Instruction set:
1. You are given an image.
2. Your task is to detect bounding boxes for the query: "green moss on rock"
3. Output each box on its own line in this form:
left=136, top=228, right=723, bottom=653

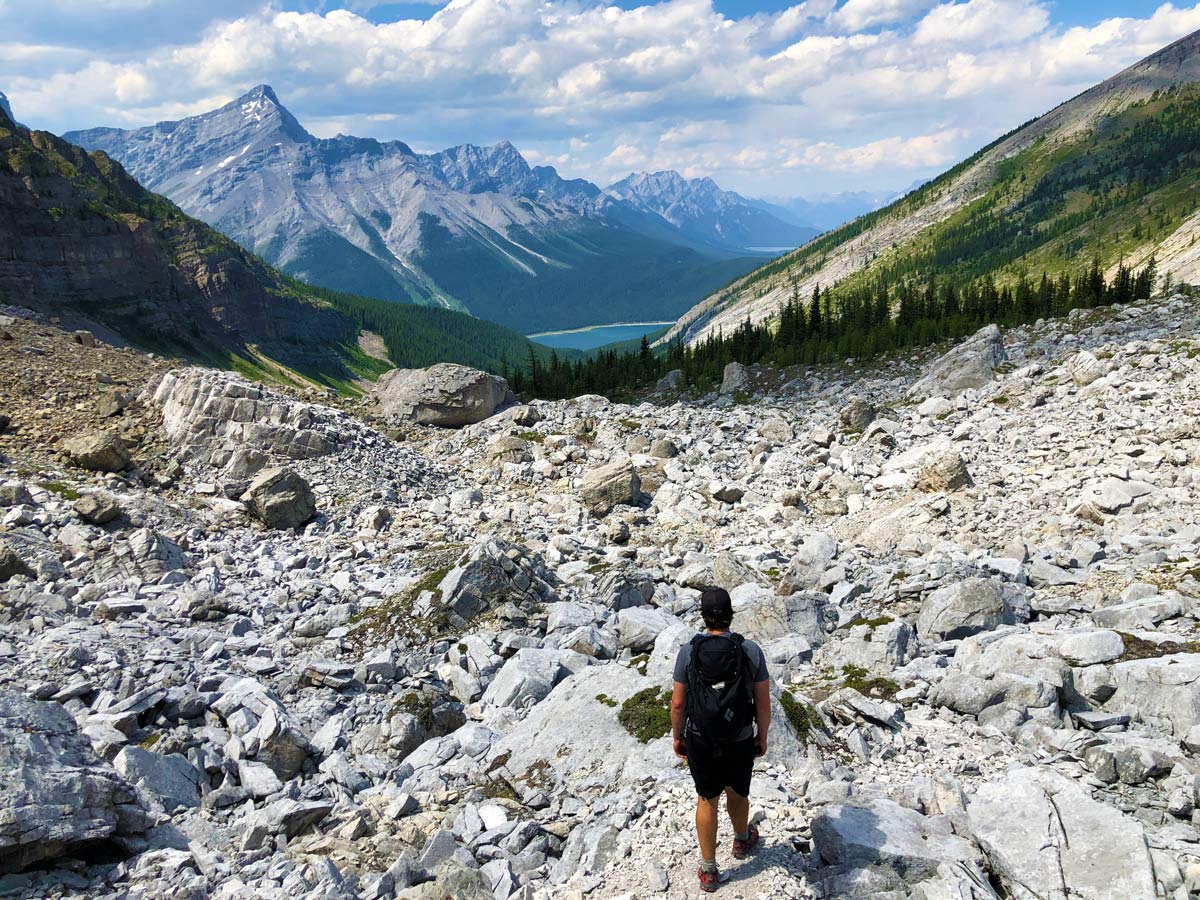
left=840, top=664, right=899, bottom=701
left=779, top=691, right=822, bottom=744
left=618, top=687, right=673, bottom=743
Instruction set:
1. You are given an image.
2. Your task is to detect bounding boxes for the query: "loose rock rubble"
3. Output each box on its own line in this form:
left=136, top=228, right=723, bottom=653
left=4, top=292, right=1200, bottom=899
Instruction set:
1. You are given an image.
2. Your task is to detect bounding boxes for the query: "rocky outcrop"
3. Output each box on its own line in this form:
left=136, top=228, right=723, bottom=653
left=430, top=539, right=558, bottom=626
left=0, top=692, right=148, bottom=874
left=0, top=108, right=352, bottom=356
left=372, top=364, right=512, bottom=427
left=154, top=369, right=335, bottom=468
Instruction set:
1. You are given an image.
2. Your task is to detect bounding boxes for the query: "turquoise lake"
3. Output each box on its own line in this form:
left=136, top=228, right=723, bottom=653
left=528, top=321, right=674, bottom=351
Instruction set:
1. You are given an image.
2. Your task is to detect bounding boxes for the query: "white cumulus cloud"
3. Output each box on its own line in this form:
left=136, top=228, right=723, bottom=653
left=0, top=0, right=1197, bottom=194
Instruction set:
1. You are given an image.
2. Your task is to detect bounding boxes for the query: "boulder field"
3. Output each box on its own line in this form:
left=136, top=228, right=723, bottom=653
left=3, top=293, right=1200, bottom=898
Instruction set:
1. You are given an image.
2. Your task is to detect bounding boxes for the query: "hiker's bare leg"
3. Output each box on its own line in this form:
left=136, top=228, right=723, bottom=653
left=696, top=795, right=720, bottom=860
left=725, top=787, right=750, bottom=835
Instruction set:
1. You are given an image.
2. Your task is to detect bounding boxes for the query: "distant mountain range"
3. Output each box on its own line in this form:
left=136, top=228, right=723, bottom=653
left=666, top=28, right=1200, bottom=346
left=752, top=189, right=912, bottom=232
left=63, top=88, right=812, bottom=333
left=606, top=171, right=818, bottom=250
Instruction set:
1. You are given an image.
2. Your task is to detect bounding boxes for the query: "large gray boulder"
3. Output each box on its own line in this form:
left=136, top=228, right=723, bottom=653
left=733, top=586, right=836, bottom=645
left=486, top=664, right=673, bottom=797
left=1067, top=350, right=1106, bottom=387
left=1107, top=654, right=1200, bottom=737
left=595, top=566, right=654, bottom=610
left=968, top=766, right=1158, bottom=900
left=916, top=578, right=1029, bottom=641
left=915, top=448, right=970, bottom=492
left=580, top=457, right=643, bottom=517
left=481, top=649, right=571, bottom=711
left=0, top=692, right=148, bottom=874
left=74, top=491, right=121, bottom=525
left=1058, top=630, right=1124, bottom=666
left=778, top=533, right=838, bottom=593
left=840, top=396, right=875, bottom=432
left=61, top=431, right=130, bottom=472
left=112, top=746, right=202, bottom=813
left=616, top=606, right=679, bottom=653
left=816, top=620, right=917, bottom=677
left=811, top=798, right=988, bottom=898
left=908, top=324, right=1006, bottom=399
left=719, top=361, right=749, bottom=395
left=372, top=363, right=512, bottom=427
left=240, top=467, right=316, bottom=530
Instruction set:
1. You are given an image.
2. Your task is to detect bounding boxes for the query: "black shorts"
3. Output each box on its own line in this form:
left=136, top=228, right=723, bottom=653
left=685, top=732, right=756, bottom=799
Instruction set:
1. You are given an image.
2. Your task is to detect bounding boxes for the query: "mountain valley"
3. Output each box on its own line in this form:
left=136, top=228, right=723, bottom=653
left=65, top=89, right=806, bottom=334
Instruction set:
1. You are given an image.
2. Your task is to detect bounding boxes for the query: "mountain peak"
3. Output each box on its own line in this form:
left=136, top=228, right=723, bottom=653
left=422, top=138, right=538, bottom=194
left=0, top=91, right=11, bottom=123
left=221, top=84, right=309, bottom=142
left=240, top=84, right=281, bottom=105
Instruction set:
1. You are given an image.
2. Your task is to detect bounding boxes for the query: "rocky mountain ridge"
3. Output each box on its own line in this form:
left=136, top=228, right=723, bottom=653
left=665, top=28, right=1200, bottom=347
left=3, top=279, right=1200, bottom=897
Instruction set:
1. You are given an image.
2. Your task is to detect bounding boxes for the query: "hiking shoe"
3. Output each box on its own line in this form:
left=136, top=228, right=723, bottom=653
left=732, top=824, right=760, bottom=859
left=697, top=866, right=721, bottom=893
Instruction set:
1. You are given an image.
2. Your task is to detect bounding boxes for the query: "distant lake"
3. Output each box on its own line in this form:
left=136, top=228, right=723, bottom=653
left=745, top=246, right=795, bottom=253
left=528, top=321, right=674, bottom=351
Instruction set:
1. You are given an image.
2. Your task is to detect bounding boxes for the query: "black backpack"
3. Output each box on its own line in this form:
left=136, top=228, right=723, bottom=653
left=685, top=633, right=755, bottom=747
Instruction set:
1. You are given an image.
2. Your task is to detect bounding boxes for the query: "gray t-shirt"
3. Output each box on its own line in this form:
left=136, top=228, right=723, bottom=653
left=673, top=631, right=769, bottom=740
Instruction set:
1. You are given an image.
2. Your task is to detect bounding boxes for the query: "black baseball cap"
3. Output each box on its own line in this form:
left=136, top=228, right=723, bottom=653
left=700, top=587, right=733, bottom=617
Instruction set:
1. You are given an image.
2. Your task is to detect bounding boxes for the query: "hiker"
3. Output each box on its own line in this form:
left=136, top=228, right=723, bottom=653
left=671, top=586, right=771, bottom=892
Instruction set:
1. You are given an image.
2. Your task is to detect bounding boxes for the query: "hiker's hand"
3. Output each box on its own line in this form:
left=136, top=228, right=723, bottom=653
left=673, top=737, right=687, bottom=759
left=755, top=734, right=768, bottom=757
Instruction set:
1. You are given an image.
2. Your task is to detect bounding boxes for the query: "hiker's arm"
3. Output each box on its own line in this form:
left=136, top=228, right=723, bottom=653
left=671, top=681, right=687, bottom=758
left=754, top=680, right=771, bottom=755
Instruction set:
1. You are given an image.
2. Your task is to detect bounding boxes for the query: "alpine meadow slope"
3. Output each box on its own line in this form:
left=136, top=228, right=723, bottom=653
left=0, top=104, right=555, bottom=388
left=64, top=87, right=769, bottom=333
left=665, top=28, right=1200, bottom=347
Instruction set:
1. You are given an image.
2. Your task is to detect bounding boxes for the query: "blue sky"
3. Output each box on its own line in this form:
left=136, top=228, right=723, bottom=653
left=1, top=0, right=1196, bottom=196
left=348, top=0, right=1155, bottom=25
